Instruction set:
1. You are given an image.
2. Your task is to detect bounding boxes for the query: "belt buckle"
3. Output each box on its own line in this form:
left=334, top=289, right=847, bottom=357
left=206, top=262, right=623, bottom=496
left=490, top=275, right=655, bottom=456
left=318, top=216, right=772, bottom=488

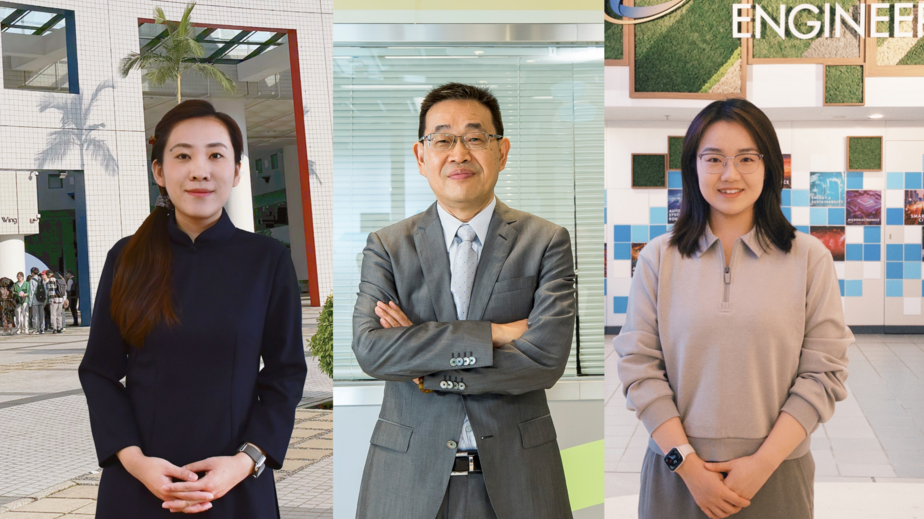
left=450, top=452, right=475, bottom=477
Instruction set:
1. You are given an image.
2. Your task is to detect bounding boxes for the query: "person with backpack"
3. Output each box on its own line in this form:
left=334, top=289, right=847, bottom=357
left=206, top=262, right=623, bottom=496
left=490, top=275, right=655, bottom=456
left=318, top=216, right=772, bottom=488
left=49, top=271, right=67, bottom=334
left=30, top=267, right=48, bottom=334
left=66, top=271, right=79, bottom=326
left=13, top=272, right=31, bottom=334
left=0, top=277, right=15, bottom=336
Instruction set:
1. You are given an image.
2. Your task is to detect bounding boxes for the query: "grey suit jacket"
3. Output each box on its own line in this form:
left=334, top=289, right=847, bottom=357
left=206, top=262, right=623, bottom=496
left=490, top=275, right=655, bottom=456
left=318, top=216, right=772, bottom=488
left=352, top=200, right=576, bottom=519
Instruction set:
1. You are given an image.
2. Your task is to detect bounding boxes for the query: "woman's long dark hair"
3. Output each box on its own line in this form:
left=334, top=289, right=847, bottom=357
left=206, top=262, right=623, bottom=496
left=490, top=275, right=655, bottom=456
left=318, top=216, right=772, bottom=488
left=669, top=99, right=796, bottom=258
left=111, top=100, right=243, bottom=347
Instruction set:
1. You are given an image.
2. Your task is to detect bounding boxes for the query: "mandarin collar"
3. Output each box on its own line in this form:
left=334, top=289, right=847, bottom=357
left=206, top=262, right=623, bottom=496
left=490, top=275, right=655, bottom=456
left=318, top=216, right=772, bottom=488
left=695, top=223, right=765, bottom=258
left=167, top=209, right=237, bottom=247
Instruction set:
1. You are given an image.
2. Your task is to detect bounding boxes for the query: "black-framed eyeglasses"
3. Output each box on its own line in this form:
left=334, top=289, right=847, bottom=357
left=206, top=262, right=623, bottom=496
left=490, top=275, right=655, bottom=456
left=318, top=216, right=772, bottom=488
left=418, top=132, right=503, bottom=151
left=697, top=153, right=764, bottom=174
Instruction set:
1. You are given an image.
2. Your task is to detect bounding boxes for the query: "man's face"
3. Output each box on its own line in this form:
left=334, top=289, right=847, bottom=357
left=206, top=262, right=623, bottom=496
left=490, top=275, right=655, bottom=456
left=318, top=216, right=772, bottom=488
left=413, top=99, right=510, bottom=214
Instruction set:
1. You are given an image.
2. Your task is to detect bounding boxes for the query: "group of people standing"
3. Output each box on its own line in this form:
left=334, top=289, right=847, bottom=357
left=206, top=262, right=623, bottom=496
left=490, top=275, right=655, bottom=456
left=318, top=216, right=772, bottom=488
left=0, top=268, right=79, bottom=336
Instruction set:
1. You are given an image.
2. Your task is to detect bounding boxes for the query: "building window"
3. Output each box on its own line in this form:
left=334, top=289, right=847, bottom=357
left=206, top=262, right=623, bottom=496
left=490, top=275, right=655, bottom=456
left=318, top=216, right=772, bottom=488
left=47, top=172, right=62, bottom=189
left=1, top=3, right=79, bottom=93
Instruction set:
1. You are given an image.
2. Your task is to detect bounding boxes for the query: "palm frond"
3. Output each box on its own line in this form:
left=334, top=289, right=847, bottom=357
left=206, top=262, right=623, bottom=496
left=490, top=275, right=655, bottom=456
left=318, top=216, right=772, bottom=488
left=177, top=3, right=197, bottom=38
left=189, top=63, right=237, bottom=95
left=34, top=130, right=78, bottom=168
left=146, top=65, right=176, bottom=87
left=85, top=136, right=120, bottom=176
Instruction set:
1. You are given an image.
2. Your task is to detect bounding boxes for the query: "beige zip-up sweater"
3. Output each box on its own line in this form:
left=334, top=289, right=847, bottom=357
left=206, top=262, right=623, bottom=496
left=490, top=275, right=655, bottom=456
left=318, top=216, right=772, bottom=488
left=614, top=225, right=852, bottom=462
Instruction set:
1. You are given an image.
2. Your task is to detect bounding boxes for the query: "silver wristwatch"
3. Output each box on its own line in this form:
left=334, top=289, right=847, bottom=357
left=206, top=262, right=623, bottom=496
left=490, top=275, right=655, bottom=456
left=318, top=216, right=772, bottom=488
left=238, top=443, right=266, bottom=478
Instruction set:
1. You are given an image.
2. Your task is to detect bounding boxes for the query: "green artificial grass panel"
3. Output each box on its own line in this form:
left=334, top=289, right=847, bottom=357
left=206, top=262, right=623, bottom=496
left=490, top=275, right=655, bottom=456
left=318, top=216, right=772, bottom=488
left=634, top=0, right=740, bottom=93
left=605, top=2, right=623, bottom=61
left=668, top=136, right=684, bottom=170
left=752, top=0, right=859, bottom=58
left=875, top=0, right=901, bottom=46
left=825, top=65, right=863, bottom=104
left=847, top=137, right=882, bottom=170
left=897, top=38, right=924, bottom=65
left=699, top=47, right=741, bottom=93
left=632, top=154, right=666, bottom=187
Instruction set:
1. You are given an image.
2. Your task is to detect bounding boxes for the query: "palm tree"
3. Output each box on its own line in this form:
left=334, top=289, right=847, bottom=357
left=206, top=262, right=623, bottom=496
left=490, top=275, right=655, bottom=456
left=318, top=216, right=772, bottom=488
left=119, top=3, right=236, bottom=104
left=35, top=80, right=118, bottom=176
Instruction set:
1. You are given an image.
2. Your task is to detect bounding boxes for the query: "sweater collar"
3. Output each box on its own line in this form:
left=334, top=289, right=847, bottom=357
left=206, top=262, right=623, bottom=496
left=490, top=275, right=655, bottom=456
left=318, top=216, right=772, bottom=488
left=167, top=209, right=237, bottom=247
left=695, top=223, right=765, bottom=258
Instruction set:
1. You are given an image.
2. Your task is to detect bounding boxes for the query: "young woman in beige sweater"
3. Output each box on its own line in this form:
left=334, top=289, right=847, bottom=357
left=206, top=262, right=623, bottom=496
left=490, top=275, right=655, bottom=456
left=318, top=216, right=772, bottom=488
left=614, top=99, right=852, bottom=519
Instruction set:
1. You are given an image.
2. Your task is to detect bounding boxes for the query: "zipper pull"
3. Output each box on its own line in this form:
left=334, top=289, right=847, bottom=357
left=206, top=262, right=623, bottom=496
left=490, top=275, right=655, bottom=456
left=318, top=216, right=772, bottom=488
left=724, top=266, right=730, bottom=284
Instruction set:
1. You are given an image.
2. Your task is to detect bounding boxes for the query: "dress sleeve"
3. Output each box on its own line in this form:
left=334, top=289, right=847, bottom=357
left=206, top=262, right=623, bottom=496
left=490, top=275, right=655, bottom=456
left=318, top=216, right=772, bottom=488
left=242, top=249, right=308, bottom=469
left=780, top=252, right=852, bottom=434
left=77, top=245, right=143, bottom=467
left=612, top=244, right=681, bottom=435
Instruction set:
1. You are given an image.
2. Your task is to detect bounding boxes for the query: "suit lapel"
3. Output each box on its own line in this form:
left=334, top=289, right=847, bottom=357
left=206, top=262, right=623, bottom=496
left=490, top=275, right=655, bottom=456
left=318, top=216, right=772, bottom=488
left=414, top=203, right=458, bottom=322
left=467, top=201, right=518, bottom=321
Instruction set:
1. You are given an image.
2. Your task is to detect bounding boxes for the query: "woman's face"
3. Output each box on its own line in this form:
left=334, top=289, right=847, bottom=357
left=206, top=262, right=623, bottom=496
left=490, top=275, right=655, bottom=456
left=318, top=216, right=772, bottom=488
left=152, top=117, right=240, bottom=225
left=696, top=120, right=765, bottom=223
left=17, top=274, right=23, bottom=282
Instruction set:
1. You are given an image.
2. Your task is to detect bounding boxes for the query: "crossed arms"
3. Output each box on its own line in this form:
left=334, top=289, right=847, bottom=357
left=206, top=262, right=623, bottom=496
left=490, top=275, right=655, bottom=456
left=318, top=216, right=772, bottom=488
left=351, top=225, right=576, bottom=396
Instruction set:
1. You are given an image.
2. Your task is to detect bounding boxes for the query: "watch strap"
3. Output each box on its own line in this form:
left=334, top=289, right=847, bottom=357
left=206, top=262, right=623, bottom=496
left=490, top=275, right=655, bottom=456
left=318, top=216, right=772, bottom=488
left=238, top=443, right=266, bottom=478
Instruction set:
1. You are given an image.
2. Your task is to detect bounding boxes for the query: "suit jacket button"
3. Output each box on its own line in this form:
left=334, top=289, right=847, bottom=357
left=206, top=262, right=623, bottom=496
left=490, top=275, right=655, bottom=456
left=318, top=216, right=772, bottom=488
left=462, top=357, right=470, bottom=366
left=447, top=440, right=457, bottom=449
left=469, top=357, right=476, bottom=365
left=459, top=382, right=466, bottom=390
left=440, top=381, right=449, bottom=389
left=451, top=381, right=459, bottom=390
left=450, top=358, right=457, bottom=367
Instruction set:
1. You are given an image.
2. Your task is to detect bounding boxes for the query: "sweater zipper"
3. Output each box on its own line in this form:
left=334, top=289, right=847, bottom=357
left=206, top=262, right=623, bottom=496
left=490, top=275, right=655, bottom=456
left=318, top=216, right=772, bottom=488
left=724, top=265, right=730, bottom=303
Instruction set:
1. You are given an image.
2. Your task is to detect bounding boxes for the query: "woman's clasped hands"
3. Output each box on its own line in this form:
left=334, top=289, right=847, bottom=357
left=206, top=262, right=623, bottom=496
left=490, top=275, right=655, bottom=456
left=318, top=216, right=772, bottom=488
left=676, top=451, right=778, bottom=519
left=117, top=446, right=254, bottom=513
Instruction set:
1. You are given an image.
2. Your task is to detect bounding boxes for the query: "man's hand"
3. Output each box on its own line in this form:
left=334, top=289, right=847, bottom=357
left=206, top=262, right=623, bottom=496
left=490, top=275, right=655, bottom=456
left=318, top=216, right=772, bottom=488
left=490, top=319, right=528, bottom=347
left=375, top=301, right=412, bottom=329
left=704, top=454, right=777, bottom=501
left=116, top=446, right=213, bottom=513
left=160, top=454, right=254, bottom=513
left=675, top=454, right=751, bottom=519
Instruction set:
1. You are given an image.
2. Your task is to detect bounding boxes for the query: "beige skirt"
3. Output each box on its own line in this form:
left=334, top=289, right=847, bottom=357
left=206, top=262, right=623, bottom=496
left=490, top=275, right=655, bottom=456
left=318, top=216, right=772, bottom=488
left=638, top=449, right=815, bottom=519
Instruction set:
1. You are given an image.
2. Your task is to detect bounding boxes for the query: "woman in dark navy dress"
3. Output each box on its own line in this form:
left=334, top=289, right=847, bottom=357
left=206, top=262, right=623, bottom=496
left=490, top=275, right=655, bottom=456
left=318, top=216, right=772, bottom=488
left=78, top=100, right=307, bottom=517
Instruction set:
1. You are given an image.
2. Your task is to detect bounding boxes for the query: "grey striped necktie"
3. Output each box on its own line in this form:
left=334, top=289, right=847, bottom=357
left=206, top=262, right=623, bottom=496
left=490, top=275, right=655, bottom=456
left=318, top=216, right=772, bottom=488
left=451, top=224, right=478, bottom=320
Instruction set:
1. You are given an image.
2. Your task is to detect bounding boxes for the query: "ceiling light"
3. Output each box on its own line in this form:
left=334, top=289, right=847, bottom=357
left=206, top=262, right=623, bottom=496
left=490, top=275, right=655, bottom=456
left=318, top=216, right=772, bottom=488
left=869, top=114, right=884, bottom=119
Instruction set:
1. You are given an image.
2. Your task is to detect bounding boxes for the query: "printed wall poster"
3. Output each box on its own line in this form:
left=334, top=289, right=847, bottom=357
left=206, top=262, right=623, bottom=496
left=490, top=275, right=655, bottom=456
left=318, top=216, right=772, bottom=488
left=631, top=243, right=645, bottom=277
left=810, top=172, right=845, bottom=207
left=906, top=190, right=924, bottom=225
left=810, top=226, right=846, bottom=261
left=782, top=154, right=791, bottom=189
left=846, top=190, right=881, bottom=226
left=668, top=189, right=682, bottom=224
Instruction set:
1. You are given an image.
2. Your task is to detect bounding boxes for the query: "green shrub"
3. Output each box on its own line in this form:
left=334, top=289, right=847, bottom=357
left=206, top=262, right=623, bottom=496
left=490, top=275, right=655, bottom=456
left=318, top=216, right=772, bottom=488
left=634, top=0, right=740, bottom=93
left=308, top=293, right=333, bottom=378
left=668, top=136, right=684, bottom=170
left=847, top=137, right=882, bottom=171
left=825, top=65, right=863, bottom=104
left=633, top=154, right=666, bottom=187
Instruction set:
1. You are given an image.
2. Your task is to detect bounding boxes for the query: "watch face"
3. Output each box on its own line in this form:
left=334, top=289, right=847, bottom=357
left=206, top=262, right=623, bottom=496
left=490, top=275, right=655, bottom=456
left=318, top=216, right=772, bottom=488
left=664, top=448, right=684, bottom=471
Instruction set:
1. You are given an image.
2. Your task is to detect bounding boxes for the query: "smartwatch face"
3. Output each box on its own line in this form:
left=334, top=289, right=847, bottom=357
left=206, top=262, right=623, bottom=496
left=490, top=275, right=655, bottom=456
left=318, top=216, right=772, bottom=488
left=664, top=447, right=684, bottom=471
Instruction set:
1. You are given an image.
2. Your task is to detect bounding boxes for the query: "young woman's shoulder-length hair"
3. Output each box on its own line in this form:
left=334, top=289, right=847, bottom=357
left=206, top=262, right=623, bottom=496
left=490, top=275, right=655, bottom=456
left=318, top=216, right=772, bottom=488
left=669, top=98, right=796, bottom=258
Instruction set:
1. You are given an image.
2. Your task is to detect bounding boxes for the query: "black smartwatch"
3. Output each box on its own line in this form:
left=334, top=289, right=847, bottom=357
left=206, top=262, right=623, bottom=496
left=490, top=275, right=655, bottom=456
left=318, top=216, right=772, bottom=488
left=664, top=444, right=695, bottom=472
left=238, top=443, right=266, bottom=478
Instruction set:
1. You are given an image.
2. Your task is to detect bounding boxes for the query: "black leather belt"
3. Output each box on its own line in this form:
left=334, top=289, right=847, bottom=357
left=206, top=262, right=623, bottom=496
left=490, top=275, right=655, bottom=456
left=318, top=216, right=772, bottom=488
left=450, top=452, right=482, bottom=476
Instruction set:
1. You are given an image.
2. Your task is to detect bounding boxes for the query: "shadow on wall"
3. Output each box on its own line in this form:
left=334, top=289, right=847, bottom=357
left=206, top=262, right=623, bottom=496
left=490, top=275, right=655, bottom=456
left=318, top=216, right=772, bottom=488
left=33, top=80, right=119, bottom=176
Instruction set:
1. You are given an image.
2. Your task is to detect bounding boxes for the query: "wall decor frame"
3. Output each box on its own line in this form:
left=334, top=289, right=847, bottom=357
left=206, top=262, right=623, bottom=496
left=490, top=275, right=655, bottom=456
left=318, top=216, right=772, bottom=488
left=631, top=153, right=668, bottom=188
left=846, top=136, right=884, bottom=171
left=824, top=64, right=866, bottom=105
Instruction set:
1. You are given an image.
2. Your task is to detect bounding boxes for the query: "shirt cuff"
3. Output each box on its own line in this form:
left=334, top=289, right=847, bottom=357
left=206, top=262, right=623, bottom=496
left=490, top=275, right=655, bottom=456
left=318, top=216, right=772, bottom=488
left=781, top=394, right=820, bottom=435
left=638, top=396, right=681, bottom=435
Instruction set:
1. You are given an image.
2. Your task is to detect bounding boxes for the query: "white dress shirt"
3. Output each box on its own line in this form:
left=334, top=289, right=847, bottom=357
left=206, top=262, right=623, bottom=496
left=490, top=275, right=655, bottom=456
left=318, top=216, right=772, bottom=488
left=436, top=196, right=496, bottom=452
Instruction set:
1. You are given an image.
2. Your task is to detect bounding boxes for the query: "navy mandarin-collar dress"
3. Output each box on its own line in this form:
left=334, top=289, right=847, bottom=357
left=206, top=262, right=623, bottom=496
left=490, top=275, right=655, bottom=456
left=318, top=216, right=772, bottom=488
left=78, top=209, right=308, bottom=518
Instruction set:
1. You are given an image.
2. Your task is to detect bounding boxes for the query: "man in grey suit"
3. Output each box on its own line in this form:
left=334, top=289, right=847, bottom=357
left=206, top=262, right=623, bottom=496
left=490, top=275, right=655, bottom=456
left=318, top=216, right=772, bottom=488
left=352, top=83, right=576, bottom=519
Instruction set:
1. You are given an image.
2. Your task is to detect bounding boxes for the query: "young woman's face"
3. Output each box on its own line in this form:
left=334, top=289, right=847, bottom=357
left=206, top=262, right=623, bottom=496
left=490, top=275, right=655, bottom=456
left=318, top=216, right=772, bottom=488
left=696, top=120, right=765, bottom=222
left=16, top=274, right=23, bottom=282
left=153, top=117, right=240, bottom=224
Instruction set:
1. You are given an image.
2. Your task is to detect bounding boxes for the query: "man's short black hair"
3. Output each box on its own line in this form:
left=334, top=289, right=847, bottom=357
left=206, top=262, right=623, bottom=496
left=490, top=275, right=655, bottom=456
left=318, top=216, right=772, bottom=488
left=418, top=82, right=504, bottom=139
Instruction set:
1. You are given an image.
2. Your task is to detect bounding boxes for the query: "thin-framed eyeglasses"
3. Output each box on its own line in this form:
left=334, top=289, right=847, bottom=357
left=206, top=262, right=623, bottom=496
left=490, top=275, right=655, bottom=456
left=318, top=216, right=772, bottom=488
left=418, top=132, right=503, bottom=151
left=697, top=152, right=764, bottom=174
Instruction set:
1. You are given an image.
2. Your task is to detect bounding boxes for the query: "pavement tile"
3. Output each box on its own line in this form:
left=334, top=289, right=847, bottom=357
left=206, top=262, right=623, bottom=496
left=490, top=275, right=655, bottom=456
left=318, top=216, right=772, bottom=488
left=13, top=500, right=92, bottom=514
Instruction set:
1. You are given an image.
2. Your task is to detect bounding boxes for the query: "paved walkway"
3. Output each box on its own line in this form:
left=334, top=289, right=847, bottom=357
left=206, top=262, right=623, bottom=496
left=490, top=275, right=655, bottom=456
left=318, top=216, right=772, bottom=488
left=604, top=334, right=924, bottom=518
left=0, top=300, right=332, bottom=518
